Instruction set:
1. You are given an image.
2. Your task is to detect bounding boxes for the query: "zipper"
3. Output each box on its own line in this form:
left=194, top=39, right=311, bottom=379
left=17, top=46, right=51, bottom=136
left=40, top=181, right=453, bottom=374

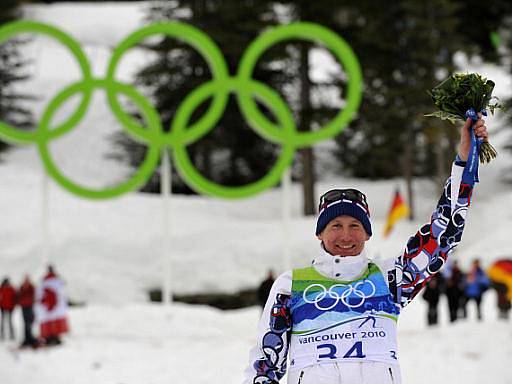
left=298, top=370, right=304, bottom=384
left=388, top=367, right=395, bottom=383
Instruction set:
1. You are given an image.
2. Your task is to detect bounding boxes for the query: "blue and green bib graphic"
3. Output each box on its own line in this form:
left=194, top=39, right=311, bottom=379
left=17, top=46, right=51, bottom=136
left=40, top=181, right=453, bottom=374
left=291, top=264, right=399, bottom=335
left=288, top=264, right=400, bottom=369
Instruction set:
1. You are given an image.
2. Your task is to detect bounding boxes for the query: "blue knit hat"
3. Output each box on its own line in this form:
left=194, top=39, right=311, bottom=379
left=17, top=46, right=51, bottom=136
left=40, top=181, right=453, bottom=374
left=315, top=190, right=372, bottom=236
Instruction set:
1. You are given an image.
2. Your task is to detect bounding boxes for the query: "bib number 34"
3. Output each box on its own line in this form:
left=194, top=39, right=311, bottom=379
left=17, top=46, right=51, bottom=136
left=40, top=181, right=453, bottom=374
left=317, top=342, right=366, bottom=359
left=317, top=343, right=398, bottom=360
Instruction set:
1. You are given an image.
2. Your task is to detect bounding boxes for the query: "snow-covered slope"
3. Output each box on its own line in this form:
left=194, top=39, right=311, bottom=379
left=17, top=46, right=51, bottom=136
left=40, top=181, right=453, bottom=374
left=1, top=3, right=511, bottom=384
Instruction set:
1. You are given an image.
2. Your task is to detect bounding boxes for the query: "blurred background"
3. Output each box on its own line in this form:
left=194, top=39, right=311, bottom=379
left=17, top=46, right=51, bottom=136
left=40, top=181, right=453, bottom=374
left=0, top=1, right=511, bottom=383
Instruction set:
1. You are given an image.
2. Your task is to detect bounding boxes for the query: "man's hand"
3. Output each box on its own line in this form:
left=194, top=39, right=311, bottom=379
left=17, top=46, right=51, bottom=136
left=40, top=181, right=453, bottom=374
left=458, top=113, right=489, bottom=161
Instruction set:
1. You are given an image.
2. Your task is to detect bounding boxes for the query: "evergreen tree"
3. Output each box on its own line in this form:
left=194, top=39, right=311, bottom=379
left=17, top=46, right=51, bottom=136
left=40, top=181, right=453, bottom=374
left=265, top=1, right=463, bottom=215
left=452, top=0, right=512, bottom=63
left=444, top=1, right=512, bottom=179
left=463, top=3, right=512, bottom=176
left=332, top=1, right=461, bottom=177
left=254, top=0, right=349, bottom=214
left=0, top=0, right=33, bottom=157
left=112, top=0, right=289, bottom=194
left=331, top=0, right=512, bottom=180
left=326, top=1, right=463, bottom=217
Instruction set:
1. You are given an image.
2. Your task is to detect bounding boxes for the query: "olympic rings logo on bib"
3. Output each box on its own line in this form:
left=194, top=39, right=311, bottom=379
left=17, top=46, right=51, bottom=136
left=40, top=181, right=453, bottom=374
left=303, top=280, right=376, bottom=310
left=0, top=21, right=362, bottom=200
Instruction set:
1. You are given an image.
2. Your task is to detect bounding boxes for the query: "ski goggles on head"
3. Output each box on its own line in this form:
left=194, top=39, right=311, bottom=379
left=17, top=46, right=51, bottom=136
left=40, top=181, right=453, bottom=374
left=318, top=188, right=369, bottom=215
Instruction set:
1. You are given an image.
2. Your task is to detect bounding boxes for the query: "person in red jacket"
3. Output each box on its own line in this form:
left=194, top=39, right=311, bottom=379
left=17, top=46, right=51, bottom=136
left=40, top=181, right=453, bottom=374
left=18, top=275, right=37, bottom=347
left=0, top=277, right=17, bottom=340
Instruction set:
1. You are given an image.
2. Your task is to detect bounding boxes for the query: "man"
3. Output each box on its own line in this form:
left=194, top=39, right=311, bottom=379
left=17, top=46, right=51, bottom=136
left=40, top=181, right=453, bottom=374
left=243, top=116, right=488, bottom=384
left=422, top=274, right=443, bottom=326
left=0, top=277, right=17, bottom=340
left=18, top=275, right=37, bottom=347
left=493, top=282, right=511, bottom=320
left=462, top=258, right=490, bottom=320
left=444, top=260, right=465, bottom=322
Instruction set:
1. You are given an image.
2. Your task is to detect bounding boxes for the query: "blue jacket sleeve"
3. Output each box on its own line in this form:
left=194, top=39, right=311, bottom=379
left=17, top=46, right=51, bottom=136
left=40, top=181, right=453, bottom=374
left=243, top=273, right=292, bottom=384
left=395, top=163, right=473, bottom=307
left=251, top=294, right=292, bottom=383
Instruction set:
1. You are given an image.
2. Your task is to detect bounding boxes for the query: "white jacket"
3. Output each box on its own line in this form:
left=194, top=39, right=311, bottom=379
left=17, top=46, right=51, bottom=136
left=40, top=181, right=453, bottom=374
left=244, top=163, right=469, bottom=384
left=244, top=250, right=400, bottom=384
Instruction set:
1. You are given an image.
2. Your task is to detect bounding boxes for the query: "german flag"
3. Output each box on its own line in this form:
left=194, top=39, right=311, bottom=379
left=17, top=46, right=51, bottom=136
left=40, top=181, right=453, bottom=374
left=383, top=189, right=409, bottom=237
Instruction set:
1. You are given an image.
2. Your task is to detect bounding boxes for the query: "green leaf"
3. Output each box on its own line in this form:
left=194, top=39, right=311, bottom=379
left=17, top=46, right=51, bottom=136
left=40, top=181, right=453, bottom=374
left=427, top=72, right=504, bottom=163
left=424, top=111, right=462, bottom=124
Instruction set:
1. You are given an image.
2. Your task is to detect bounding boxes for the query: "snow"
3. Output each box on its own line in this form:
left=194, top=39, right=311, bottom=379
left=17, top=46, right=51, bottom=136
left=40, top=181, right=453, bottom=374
left=1, top=2, right=511, bottom=384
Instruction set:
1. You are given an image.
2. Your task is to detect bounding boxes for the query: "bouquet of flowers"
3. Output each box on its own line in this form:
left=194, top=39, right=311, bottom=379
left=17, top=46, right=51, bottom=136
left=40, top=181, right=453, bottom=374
left=426, top=73, right=501, bottom=163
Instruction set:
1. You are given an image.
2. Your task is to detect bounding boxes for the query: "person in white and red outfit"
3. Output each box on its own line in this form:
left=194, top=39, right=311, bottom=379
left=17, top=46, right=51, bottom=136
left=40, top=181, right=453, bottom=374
left=36, top=265, right=69, bottom=346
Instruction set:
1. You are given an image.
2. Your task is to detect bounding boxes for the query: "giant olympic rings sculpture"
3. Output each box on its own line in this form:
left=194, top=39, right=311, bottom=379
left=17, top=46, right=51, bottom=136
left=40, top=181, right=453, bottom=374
left=303, top=280, right=376, bottom=310
left=0, top=21, right=362, bottom=200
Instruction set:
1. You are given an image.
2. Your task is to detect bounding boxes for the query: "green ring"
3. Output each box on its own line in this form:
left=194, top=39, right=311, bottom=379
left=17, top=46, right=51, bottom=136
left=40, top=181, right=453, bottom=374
left=0, top=20, right=93, bottom=144
left=167, top=78, right=229, bottom=146
left=173, top=77, right=295, bottom=198
left=0, top=21, right=363, bottom=200
left=237, top=22, right=362, bottom=147
left=105, top=22, right=230, bottom=142
left=38, top=79, right=161, bottom=199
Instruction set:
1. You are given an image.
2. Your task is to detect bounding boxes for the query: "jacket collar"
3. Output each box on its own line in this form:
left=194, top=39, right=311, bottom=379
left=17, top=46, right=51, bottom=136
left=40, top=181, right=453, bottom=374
left=312, top=245, right=370, bottom=281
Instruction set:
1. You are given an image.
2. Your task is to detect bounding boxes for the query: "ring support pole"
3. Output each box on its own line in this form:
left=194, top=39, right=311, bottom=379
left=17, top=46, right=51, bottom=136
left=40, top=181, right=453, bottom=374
left=281, top=167, right=292, bottom=272
left=41, top=168, right=50, bottom=267
left=161, top=148, right=173, bottom=304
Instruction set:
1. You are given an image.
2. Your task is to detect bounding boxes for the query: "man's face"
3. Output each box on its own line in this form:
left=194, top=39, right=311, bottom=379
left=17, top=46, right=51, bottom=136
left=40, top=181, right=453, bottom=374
left=317, top=215, right=370, bottom=257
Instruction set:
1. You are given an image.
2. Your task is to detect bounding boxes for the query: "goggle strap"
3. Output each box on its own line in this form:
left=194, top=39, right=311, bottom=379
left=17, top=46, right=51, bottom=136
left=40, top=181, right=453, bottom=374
left=319, top=199, right=370, bottom=217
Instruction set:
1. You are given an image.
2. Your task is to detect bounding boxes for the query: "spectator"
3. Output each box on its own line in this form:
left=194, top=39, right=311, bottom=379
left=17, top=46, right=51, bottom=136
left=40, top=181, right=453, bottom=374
left=257, top=270, right=275, bottom=308
left=0, top=277, right=17, bottom=340
left=37, top=265, right=69, bottom=346
left=422, top=274, right=443, bottom=326
left=18, top=275, right=38, bottom=348
left=445, top=260, right=465, bottom=322
left=492, top=282, right=511, bottom=320
left=462, top=259, right=490, bottom=321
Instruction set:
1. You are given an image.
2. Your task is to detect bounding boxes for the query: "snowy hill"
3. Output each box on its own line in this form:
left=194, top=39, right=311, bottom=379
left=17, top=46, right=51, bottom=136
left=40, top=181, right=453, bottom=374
left=1, top=2, right=511, bottom=384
